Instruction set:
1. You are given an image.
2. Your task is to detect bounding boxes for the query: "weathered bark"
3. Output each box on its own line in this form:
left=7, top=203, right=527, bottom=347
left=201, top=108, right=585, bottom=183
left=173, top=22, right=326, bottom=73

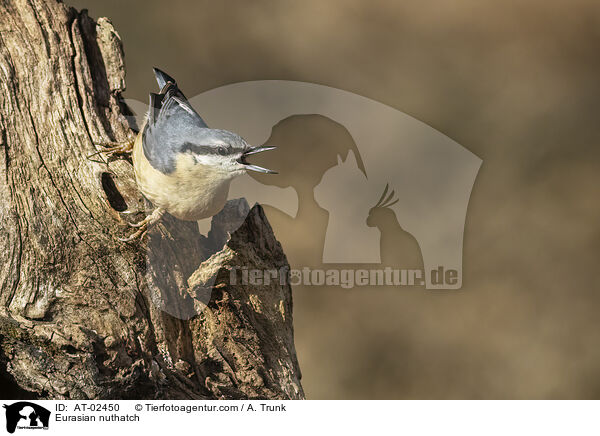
left=0, top=0, right=303, bottom=399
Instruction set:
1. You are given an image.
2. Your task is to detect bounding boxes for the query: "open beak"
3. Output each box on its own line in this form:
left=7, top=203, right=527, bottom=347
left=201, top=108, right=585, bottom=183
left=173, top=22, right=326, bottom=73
left=238, top=146, right=278, bottom=174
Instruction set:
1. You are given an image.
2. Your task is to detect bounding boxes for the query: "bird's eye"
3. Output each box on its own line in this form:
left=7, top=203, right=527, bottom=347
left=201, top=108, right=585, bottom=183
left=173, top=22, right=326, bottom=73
left=218, top=146, right=228, bottom=156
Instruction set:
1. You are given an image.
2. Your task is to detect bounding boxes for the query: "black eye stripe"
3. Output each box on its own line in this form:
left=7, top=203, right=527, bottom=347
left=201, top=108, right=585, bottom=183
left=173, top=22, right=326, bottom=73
left=182, top=142, right=233, bottom=155
left=181, top=142, right=211, bottom=154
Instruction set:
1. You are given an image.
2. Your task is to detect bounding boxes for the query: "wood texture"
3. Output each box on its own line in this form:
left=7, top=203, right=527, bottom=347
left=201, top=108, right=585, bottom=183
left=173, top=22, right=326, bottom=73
left=0, top=0, right=303, bottom=399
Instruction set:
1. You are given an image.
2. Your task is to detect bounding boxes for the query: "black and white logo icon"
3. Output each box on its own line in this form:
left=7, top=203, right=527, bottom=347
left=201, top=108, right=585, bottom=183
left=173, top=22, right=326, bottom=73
left=3, top=402, right=50, bottom=434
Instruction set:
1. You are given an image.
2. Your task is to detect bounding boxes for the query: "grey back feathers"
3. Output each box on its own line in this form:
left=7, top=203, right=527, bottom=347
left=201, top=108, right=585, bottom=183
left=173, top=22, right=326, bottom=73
left=143, top=68, right=245, bottom=174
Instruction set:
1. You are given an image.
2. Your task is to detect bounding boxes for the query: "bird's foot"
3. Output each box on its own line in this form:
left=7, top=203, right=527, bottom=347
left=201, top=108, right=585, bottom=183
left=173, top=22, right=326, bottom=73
left=97, top=139, right=135, bottom=156
left=119, top=208, right=165, bottom=242
left=87, top=138, right=135, bottom=163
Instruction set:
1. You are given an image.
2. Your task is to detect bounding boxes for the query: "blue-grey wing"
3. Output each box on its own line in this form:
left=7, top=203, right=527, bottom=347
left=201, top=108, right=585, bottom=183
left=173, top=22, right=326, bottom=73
left=143, top=70, right=209, bottom=173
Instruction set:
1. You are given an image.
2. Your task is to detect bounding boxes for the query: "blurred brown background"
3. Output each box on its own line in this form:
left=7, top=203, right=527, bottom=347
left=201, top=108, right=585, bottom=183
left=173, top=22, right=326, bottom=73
left=69, top=0, right=600, bottom=398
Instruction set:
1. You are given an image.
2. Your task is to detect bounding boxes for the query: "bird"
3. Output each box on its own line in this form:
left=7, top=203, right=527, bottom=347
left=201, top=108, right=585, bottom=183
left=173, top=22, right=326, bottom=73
left=99, top=68, right=277, bottom=241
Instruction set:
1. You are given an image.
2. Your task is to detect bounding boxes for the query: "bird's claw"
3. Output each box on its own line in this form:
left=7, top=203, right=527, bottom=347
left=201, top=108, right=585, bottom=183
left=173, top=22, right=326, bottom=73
left=118, top=208, right=165, bottom=243
left=87, top=139, right=135, bottom=163
left=97, top=139, right=135, bottom=156
left=119, top=227, right=148, bottom=242
left=120, top=217, right=150, bottom=241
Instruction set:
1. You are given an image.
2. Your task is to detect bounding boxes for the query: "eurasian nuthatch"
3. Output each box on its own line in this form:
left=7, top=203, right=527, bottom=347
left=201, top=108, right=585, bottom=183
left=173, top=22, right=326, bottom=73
left=102, top=68, right=277, bottom=241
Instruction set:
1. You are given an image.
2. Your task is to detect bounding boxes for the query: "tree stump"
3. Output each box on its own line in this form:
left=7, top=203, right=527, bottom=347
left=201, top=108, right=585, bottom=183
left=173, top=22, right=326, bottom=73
left=0, top=0, right=303, bottom=400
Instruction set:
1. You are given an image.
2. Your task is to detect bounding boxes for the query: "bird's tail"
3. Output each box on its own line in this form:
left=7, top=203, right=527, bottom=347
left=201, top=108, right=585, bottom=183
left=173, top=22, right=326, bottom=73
left=153, top=67, right=177, bottom=91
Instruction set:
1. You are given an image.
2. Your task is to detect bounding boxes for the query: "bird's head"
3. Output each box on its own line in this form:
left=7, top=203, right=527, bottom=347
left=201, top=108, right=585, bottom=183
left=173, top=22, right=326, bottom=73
left=181, top=128, right=277, bottom=177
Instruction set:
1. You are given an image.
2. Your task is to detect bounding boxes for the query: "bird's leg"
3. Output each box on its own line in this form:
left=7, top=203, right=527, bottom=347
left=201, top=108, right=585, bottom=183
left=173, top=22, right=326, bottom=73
left=87, top=138, right=135, bottom=163
left=95, top=138, right=135, bottom=158
left=119, top=207, right=165, bottom=242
